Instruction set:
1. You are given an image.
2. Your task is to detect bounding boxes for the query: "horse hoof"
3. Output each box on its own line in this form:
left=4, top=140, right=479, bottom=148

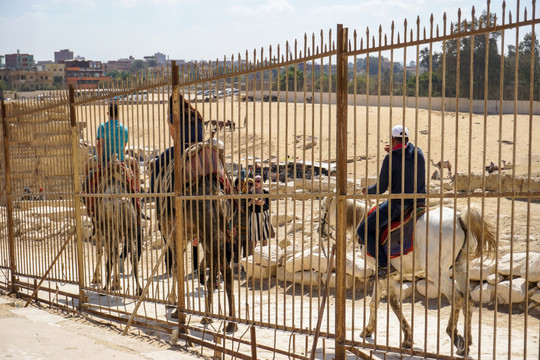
left=455, top=335, right=467, bottom=356
left=360, top=329, right=372, bottom=338
left=201, top=317, right=213, bottom=325
left=402, top=339, right=412, bottom=349
left=225, top=322, right=238, bottom=333
left=170, top=309, right=178, bottom=319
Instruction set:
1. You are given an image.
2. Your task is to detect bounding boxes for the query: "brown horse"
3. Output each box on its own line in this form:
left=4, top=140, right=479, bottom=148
left=154, top=142, right=237, bottom=333
left=204, top=120, right=235, bottom=131
left=85, top=158, right=142, bottom=296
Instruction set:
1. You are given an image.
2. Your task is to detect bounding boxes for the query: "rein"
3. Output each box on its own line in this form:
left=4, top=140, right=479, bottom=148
left=320, top=197, right=338, bottom=238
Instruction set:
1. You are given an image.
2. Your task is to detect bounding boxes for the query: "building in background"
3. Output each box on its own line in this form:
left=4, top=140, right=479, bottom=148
left=143, top=52, right=168, bottom=67
left=65, top=60, right=110, bottom=89
left=106, top=57, right=135, bottom=72
left=5, top=50, right=35, bottom=70
left=154, top=52, right=166, bottom=65
left=54, top=49, right=73, bottom=63
left=45, top=63, right=66, bottom=88
left=0, top=69, right=53, bottom=90
left=0, top=56, right=4, bottom=69
left=36, top=60, right=53, bottom=71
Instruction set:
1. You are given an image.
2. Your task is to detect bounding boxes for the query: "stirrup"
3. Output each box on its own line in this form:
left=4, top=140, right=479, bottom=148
left=369, top=266, right=394, bottom=282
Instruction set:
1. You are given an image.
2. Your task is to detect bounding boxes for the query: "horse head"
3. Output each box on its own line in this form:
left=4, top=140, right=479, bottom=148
left=319, top=196, right=337, bottom=238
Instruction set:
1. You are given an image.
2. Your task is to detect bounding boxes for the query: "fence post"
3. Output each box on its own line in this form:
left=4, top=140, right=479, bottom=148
left=335, top=24, right=349, bottom=360
left=1, top=100, right=17, bottom=294
left=171, top=61, right=188, bottom=332
left=69, top=86, right=87, bottom=306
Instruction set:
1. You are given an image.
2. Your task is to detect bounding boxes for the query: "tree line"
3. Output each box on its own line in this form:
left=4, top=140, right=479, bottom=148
left=271, top=13, right=539, bottom=101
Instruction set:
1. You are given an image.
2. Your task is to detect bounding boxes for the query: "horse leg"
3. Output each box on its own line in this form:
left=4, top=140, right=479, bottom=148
left=91, top=229, right=103, bottom=285
left=169, top=270, right=179, bottom=318
left=167, top=243, right=178, bottom=305
left=201, top=256, right=216, bottom=325
left=387, top=277, right=413, bottom=348
left=104, top=236, right=114, bottom=291
left=439, top=273, right=466, bottom=355
left=459, top=290, right=473, bottom=356
left=222, top=260, right=237, bottom=333
left=360, top=278, right=387, bottom=338
left=110, top=234, right=122, bottom=291
left=130, top=225, right=143, bottom=296
left=454, top=258, right=473, bottom=356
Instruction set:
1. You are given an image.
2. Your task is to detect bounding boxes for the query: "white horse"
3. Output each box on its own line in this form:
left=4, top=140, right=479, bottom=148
left=319, top=196, right=496, bottom=356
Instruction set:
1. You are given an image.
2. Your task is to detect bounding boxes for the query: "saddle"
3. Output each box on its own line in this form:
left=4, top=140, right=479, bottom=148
left=365, top=205, right=427, bottom=259
left=85, top=157, right=140, bottom=217
left=178, top=140, right=233, bottom=195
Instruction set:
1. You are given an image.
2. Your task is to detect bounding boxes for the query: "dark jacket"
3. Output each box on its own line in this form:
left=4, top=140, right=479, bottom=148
left=151, top=107, right=204, bottom=218
left=248, top=189, right=270, bottom=213
left=151, top=116, right=204, bottom=194
left=367, top=142, right=426, bottom=210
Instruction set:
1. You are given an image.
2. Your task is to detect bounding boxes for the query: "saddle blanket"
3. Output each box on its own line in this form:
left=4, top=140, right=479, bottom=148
left=180, top=141, right=233, bottom=195
left=363, top=206, right=426, bottom=259
left=85, top=161, right=141, bottom=217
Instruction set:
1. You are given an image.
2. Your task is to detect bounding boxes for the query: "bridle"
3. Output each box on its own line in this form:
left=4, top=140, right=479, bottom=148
left=320, top=196, right=338, bottom=238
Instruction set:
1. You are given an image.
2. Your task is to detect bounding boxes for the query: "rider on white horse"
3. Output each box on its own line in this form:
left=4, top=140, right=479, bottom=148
left=357, top=125, right=426, bottom=279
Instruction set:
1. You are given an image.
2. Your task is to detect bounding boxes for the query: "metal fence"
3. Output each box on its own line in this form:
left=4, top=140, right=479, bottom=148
left=1, top=1, right=540, bottom=359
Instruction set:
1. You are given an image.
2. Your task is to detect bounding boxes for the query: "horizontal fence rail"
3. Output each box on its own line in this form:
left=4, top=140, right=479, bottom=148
left=1, top=1, right=540, bottom=359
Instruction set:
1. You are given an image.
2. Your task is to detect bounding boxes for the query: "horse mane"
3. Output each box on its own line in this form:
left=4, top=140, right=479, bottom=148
left=344, top=198, right=368, bottom=234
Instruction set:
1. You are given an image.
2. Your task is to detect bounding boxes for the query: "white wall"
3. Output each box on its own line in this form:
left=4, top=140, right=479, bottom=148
left=270, top=91, right=540, bottom=115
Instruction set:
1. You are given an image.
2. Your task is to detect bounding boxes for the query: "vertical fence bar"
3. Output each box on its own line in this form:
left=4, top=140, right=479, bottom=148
left=172, top=61, right=188, bottom=331
left=1, top=100, right=17, bottom=294
left=69, top=86, right=87, bottom=306
left=335, top=23, right=348, bottom=360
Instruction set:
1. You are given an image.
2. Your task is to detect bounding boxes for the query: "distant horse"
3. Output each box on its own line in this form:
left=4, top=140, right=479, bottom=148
left=224, top=120, right=236, bottom=130
left=319, top=196, right=496, bottom=355
left=204, top=120, right=224, bottom=129
left=154, top=141, right=237, bottom=333
left=204, top=120, right=235, bottom=131
left=85, top=158, right=143, bottom=295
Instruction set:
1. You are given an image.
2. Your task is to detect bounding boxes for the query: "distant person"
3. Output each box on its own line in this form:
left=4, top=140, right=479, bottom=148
left=357, top=125, right=426, bottom=279
left=231, top=177, right=249, bottom=263
left=247, top=175, right=271, bottom=255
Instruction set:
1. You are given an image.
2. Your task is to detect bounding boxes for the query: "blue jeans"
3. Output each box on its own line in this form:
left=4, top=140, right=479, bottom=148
left=357, top=201, right=397, bottom=269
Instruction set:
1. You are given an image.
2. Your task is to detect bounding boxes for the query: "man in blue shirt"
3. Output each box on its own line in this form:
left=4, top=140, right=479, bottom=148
left=357, top=125, right=426, bottom=279
left=97, top=103, right=129, bottom=164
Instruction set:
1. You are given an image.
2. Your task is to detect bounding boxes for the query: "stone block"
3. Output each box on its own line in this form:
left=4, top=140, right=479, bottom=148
left=496, top=278, right=527, bottom=304
left=471, top=282, right=496, bottom=304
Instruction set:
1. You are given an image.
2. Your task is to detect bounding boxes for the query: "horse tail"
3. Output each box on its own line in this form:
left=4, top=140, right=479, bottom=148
left=459, top=204, right=496, bottom=259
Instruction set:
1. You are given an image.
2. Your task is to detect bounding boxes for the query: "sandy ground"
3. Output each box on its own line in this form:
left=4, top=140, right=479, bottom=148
left=0, top=293, right=209, bottom=360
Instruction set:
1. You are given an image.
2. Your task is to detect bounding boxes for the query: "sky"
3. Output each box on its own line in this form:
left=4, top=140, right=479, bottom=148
left=0, top=0, right=526, bottom=63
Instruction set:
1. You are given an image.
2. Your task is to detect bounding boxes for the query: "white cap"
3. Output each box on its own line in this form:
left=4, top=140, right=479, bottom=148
left=391, top=125, right=409, bottom=138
